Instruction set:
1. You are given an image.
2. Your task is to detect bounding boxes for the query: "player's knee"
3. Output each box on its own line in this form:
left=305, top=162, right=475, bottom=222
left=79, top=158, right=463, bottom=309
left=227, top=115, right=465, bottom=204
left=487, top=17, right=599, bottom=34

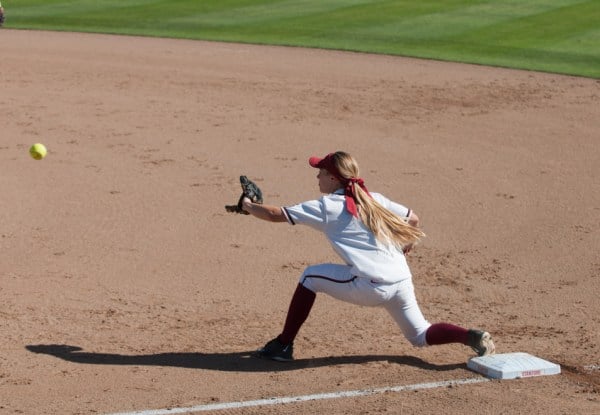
left=300, top=277, right=318, bottom=293
left=300, top=265, right=320, bottom=279
left=298, top=266, right=321, bottom=288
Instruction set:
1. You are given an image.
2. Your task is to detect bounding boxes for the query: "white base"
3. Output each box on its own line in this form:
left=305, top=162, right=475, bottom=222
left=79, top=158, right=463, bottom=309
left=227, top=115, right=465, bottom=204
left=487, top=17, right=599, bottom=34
left=467, top=352, right=561, bottom=379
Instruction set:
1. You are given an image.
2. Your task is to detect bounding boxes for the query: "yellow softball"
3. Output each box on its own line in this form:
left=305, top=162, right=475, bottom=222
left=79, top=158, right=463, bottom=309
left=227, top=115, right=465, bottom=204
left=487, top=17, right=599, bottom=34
left=29, top=143, right=47, bottom=160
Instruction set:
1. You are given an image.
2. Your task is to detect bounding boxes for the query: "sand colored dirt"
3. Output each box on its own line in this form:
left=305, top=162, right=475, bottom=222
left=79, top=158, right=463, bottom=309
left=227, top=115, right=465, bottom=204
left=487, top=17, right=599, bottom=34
left=1, top=29, right=599, bottom=414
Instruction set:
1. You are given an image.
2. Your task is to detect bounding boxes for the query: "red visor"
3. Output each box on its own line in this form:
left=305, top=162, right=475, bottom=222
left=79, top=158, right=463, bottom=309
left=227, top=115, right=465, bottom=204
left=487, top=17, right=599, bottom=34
left=308, top=153, right=344, bottom=182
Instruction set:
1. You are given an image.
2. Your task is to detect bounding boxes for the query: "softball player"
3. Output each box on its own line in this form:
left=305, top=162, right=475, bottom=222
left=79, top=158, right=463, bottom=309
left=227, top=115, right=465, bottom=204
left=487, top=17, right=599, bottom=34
left=242, top=151, right=495, bottom=361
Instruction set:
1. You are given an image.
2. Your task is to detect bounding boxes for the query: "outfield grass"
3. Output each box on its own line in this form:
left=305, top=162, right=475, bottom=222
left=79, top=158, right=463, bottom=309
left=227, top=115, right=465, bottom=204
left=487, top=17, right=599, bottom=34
left=5, top=0, right=599, bottom=78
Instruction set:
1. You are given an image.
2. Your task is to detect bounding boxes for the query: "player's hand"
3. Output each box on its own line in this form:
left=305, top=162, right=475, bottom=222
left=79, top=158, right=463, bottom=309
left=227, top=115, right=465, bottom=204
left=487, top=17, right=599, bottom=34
left=403, top=243, right=414, bottom=255
left=225, top=175, right=263, bottom=215
left=241, top=196, right=253, bottom=213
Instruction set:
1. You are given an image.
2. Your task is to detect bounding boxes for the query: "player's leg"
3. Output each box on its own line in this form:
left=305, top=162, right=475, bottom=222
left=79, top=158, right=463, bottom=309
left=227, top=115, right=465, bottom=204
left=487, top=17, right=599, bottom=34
left=383, top=279, right=495, bottom=355
left=256, top=282, right=312, bottom=361
left=300, top=263, right=389, bottom=306
left=257, top=264, right=386, bottom=361
left=425, top=323, right=495, bottom=356
left=280, top=264, right=389, bottom=342
left=383, top=278, right=432, bottom=347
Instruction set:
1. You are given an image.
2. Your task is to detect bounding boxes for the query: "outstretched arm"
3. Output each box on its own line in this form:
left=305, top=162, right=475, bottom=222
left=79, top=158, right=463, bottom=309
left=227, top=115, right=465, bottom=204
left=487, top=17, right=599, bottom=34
left=242, top=197, right=287, bottom=223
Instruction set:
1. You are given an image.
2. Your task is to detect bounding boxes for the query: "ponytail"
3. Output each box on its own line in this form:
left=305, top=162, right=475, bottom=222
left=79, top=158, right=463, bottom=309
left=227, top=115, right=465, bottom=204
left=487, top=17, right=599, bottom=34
left=353, top=184, right=425, bottom=247
left=333, top=152, right=425, bottom=248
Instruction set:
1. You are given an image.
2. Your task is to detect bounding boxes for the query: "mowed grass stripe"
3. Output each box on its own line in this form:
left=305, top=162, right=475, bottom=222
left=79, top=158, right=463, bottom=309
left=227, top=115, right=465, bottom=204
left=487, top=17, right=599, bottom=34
left=6, top=0, right=600, bottom=78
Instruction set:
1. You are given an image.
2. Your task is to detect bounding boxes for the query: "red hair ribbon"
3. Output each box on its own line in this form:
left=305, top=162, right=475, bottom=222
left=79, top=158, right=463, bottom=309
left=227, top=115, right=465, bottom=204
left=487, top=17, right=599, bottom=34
left=345, top=177, right=371, bottom=217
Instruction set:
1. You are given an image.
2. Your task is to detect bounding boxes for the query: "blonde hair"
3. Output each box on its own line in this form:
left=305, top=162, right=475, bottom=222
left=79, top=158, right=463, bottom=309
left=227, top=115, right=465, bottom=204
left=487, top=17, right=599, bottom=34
left=332, top=151, right=425, bottom=248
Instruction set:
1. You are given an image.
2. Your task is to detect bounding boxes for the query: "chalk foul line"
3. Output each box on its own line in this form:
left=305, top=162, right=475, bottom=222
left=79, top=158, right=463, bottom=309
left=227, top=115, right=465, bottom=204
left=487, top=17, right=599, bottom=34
left=106, top=377, right=490, bottom=415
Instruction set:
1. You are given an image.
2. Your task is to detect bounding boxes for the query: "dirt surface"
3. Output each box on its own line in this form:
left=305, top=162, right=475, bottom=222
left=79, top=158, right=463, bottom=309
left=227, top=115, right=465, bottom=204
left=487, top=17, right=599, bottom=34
left=1, top=29, right=599, bottom=414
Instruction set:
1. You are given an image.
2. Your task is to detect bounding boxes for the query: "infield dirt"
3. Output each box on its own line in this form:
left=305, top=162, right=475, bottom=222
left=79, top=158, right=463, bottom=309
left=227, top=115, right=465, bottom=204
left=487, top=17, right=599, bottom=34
left=1, top=29, right=598, bottom=414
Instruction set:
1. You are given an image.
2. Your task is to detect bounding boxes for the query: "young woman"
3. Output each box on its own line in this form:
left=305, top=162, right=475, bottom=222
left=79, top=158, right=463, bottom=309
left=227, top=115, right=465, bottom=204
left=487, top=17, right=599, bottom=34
left=242, top=151, right=495, bottom=361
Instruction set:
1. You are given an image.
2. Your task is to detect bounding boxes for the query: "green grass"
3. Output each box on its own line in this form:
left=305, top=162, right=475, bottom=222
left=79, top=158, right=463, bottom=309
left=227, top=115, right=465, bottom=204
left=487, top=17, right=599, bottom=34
left=4, top=0, right=599, bottom=78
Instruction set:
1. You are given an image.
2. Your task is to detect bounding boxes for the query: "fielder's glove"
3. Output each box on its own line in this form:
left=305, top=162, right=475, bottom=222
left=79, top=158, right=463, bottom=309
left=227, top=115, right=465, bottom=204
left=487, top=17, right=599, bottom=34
left=225, top=175, right=263, bottom=215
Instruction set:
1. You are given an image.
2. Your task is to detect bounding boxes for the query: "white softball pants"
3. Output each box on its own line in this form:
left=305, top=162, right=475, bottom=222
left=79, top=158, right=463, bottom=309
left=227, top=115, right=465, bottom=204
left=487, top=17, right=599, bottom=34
left=300, top=263, right=431, bottom=347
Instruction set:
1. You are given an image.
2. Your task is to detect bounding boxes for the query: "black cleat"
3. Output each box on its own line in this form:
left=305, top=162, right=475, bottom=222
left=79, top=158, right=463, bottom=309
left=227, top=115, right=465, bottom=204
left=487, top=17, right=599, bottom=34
left=256, top=337, right=294, bottom=362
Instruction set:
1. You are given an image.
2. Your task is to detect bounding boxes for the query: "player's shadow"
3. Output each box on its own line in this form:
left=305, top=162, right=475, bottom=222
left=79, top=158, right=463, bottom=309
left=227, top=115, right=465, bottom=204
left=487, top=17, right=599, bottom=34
left=26, top=344, right=465, bottom=373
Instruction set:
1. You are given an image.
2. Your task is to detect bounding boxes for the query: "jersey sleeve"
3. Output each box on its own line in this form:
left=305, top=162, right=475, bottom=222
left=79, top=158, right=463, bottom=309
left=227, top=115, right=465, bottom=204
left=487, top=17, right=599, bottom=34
left=372, top=193, right=411, bottom=220
left=282, top=199, right=326, bottom=231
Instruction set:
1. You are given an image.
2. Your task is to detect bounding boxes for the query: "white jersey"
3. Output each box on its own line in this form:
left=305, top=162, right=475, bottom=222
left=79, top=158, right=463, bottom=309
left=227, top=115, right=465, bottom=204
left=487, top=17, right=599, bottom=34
left=282, top=190, right=413, bottom=284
